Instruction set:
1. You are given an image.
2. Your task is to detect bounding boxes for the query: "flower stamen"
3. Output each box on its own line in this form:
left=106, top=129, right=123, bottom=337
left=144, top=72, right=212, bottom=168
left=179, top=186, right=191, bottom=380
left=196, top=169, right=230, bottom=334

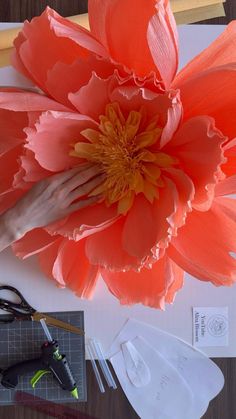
left=72, top=102, right=176, bottom=214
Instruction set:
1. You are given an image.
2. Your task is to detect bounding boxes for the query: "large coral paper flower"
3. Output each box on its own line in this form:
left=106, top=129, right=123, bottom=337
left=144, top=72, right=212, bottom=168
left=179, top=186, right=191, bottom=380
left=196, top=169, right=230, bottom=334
left=1, top=1, right=236, bottom=308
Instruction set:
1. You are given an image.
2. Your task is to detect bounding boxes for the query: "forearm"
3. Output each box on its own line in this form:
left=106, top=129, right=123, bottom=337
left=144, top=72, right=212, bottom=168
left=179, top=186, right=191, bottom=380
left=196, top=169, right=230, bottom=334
left=0, top=209, right=26, bottom=252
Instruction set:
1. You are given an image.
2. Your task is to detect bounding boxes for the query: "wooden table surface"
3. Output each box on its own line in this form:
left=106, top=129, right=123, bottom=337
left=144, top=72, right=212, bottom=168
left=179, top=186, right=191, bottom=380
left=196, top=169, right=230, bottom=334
left=0, top=1, right=236, bottom=418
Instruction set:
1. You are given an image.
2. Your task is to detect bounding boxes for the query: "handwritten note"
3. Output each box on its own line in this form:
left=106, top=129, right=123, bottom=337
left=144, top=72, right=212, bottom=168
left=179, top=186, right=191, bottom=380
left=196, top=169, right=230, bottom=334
left=193, top=307, right=228, bottom=347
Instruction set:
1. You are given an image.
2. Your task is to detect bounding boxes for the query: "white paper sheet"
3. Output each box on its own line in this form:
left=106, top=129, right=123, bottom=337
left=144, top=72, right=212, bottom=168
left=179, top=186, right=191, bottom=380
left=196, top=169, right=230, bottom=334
left=107, top=319, right=224, bottom=418
left=111, top=336, right=195, bottom=419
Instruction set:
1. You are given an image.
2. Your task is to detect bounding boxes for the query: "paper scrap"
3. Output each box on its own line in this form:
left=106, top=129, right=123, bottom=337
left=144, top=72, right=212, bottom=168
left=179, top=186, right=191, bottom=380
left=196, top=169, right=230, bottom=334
left=193, top=307, right=228, bottom=347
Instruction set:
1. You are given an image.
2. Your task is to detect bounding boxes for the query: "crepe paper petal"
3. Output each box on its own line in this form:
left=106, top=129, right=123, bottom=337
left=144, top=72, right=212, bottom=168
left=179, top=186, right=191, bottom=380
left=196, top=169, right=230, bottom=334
left=52, top=239, right=99, bottom=296
left=147, top=0, right=178, bottom=88
left=85, top=218, right=140, bottom=270
left=89, top=0, right=158, bottom=77
left=110, top=87, right=181, bottom=141
left=38, top=237, right=64, bottom=281
left=0, top=91, right=70, bottom=112
left=101, top=254, right=181, bottom=308
left=164, top=116, right=226, bottom=211
left=26, top=111, right=98, bottom=172
left=46, top=55, right=119, bottom=109
left=68, top=73, right=111, bottom=120
left=0, top=145, right=22, bottom=195
left=222, top=139, right=236, bottom=177
left=174, top=21, right=236, bottom=87
left=13, top=7, right=108, bottom=94
left=175, top=65, right=236, bottom=140
left=215, top=175, right=236, bottom=197
left=15, top=150, right=51, bottom=185
left=164, top=259, right=184, bottom=304
left=163, top=168, right=195, bottom=232
left=168, top=197, right=236, bottom=286
left=150, top=177, right=177, bottom=249
left=39, top=237, right=99, bottom=296
left=159, top=90, right=182, bottom=148
left=12, top=228, right=60, bottom=259
left=0, top=108, right=27, bottom=156
left=46, top=201, right=118, bottom=241
left=122, top=194, right=160, bottom=259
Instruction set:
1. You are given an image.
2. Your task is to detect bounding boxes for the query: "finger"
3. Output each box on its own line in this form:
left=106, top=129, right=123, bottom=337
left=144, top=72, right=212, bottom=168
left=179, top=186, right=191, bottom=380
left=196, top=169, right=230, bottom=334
left=64, top=165, right=104, bottom=193
left=47, top=162, right=96, bottom=186
left=68, top=173, right=106, bottom=202
left=68, top=194, right=103, bottom=213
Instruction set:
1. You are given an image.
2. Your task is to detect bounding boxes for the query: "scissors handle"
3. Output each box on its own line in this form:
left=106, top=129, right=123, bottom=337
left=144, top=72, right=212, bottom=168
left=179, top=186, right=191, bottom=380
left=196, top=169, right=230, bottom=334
left=0, top=285, right=36, bottom=323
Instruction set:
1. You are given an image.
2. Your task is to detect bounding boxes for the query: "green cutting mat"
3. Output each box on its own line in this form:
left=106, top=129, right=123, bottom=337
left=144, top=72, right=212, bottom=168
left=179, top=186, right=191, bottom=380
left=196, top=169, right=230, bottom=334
left=0, top=311, right=86, bottom=405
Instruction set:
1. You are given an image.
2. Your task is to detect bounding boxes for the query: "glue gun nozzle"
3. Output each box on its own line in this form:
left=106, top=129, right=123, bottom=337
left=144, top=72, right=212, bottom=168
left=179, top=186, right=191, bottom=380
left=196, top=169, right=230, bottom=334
left=71, top=387, right=79, bottom=399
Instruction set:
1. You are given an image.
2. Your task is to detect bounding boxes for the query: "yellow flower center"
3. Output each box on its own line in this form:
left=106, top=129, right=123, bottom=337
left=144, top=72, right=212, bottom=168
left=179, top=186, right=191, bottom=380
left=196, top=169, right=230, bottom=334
left=71, top=102, right=176, bottom=214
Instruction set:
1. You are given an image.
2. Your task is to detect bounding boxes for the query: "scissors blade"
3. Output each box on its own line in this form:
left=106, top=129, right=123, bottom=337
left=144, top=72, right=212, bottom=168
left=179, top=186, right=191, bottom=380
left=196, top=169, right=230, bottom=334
left=32, top=312, right=84, bottom=336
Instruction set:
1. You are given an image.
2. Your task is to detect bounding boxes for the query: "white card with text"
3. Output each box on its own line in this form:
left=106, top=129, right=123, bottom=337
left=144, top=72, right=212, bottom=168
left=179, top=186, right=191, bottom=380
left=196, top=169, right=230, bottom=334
left=193, top=307, right=228, bottom=347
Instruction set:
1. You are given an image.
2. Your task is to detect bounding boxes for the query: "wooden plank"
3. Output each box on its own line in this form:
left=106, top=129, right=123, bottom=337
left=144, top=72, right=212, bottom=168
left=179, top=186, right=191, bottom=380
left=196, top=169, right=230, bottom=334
left=175, top=3, right=226, bottom=24
left=170, top=0, right=225, bottom=13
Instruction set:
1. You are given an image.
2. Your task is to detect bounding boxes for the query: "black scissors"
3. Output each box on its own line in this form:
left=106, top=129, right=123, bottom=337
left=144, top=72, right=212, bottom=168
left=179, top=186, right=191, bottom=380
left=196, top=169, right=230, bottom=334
left=0, top=285, right=84, bottom=335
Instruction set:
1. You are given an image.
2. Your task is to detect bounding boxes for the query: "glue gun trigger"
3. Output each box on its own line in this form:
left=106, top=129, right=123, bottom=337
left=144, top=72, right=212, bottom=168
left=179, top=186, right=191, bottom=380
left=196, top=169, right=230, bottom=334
left=31, top=369, right=51, bottom=388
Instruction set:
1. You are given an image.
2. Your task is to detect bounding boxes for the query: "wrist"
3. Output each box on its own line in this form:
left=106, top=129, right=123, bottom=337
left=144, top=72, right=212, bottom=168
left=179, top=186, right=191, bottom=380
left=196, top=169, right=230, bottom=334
left=1, top=208, right=29, bottom=243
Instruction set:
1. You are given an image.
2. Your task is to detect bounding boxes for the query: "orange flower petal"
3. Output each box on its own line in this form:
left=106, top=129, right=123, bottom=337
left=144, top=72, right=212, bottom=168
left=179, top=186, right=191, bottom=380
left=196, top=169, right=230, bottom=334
left=13, top=7, right=107, bottom=93
left=147, top=0, right=178, bottom=87
left=168, top=197, right=236, bottom=286
left=215, top=175, right=236, bottom=197
left=89, top=0, right=157, bottom=77
left=69, top=73, right=111, bottom=121
left=26, top=111, right=97, bottom=172
left=46, top=55, right=121, bottom=108
left=122, top=194, right=159, bottom=259
left=40, top=238, right=99, bottom=296
left=110, top=88, right=182, bottom=146
left=174, top=21, right=236, bottom=87
left=85, top=218, right=139, bottom=270
left=46, top=202, right=118, bottom=241
left=101, top=254, right=183, bottom=308
left=16, top=150, right=51, bottom=185
left=0, top=145, right=22, bottom=195
left=159, top=91, right=182, bottom=148
left=0, top=91, right=70, bottom=112
left=175, top=65, right=236, bottom=140
left=38, top=237, right=64, bottom=282
left=165, top=259, right=184, bottom=304
left=12, top=228, right=60, bottom=259
left=221, top=138, right=236, bottom=177
left=164, top=116, right=226, bottom=211
left=0, top=107, right=27, bottom=156
left=163, top=168, right=194, bottom=232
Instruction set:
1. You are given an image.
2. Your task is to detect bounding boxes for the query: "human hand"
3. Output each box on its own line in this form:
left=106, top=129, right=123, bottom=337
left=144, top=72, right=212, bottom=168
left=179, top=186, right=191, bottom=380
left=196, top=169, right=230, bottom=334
left=3, top=164, right=105, bottom=240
